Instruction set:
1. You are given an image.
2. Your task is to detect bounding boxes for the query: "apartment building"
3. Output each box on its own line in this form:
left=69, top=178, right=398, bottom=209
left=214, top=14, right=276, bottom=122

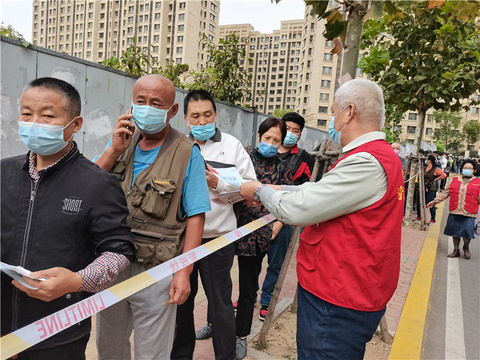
left=219, top=20, right=304, bottom=114
left=31, top=0, right=220, bottom=70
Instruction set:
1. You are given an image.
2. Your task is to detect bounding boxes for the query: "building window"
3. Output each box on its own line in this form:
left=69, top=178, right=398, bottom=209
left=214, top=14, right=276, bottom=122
left=321, top=80, right=331, bottom=87
left=154, top=35, right=159, bottom=42
left=178, top=24, right=184, bottom=31
left=210, top=14, right=215, bottom=21
left=317, top=119, right=327, bottom=127
left=324, top=53, right=333, bottom=61
left=129, top=6, right=134, bottom=13
left=177, top=35, right=183, bottom=42
left=408, top=113, right=417, bottom=121
left=325, top=40, right=333, bottom=47
left=154, top=24, right=160, bottom=30
left=179, top=13, right=185, bottom=20
left=319, top=106, right=328, bottom=113
left=155, top=13, right=160, bottom=20
left=211, top=3, right=216, bottom=11
left=176, top=58, right=182, bottom=64
left=156, top=2, right=161, bottom=9
left=177, top=47, right=183, bottom=53
left=320, top=93, right=329, bottom=100
left=322, top=67, right=332, bottom=74
left=407, top=126, right=416, bottom=134
left=426, top=128, right=433, bottom=136
left=472, top=107, right=479, bottom=114
left=179, top=2, right=186, bottom=8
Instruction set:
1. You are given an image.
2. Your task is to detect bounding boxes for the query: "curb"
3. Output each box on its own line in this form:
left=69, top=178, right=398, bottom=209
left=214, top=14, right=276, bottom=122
left=388, top=202, right=444, bottom=360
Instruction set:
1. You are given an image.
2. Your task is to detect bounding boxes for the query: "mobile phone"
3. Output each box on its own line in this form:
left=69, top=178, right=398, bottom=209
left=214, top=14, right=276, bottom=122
left=126, top=105, right=133, bottom=140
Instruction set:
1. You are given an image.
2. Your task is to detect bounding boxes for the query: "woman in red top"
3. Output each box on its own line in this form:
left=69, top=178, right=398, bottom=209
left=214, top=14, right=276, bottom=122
left=428, top=159, right=479, bottom=259
left=417, top=155, right=447, bottom=225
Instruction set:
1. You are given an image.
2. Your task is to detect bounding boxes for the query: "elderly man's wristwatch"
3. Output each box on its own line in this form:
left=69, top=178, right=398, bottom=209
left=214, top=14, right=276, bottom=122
left=254, top=184, right=267, bottom=201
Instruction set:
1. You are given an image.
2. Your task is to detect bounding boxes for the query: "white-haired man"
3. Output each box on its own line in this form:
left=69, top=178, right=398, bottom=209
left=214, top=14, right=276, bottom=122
left=241, top=79, right=404, bottom=359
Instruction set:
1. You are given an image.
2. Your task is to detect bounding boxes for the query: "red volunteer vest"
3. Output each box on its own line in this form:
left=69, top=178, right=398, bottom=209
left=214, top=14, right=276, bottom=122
left=297, top=139, right=404, bottom=311
left=449, top=177, right=480, bottom=214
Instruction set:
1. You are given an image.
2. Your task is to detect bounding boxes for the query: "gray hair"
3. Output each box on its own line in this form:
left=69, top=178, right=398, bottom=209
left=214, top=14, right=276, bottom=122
left=334, top=79, right=385, bottom=129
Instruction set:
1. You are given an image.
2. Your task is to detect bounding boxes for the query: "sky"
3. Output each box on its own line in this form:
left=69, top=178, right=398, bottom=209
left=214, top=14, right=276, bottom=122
left=0, top=0, right=306, bottom=42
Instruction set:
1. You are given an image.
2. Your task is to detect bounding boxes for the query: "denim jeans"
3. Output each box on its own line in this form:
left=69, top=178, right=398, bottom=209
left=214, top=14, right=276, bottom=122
left=260, top=225, right=294, bottom=307
left=297, top=284, right=385, bottom=360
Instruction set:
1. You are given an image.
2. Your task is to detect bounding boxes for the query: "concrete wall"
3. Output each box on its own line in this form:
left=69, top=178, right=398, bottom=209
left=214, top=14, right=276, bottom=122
left=1, top=36, right=328, bottom=160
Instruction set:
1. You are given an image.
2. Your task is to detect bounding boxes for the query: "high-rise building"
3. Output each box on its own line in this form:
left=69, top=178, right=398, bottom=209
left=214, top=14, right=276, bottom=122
left=31, top=0, right=220, bottom=70
left=219, top=20, right=304, bottom=114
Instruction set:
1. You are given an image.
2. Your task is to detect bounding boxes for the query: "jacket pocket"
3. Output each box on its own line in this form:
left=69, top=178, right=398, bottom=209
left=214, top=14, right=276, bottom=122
left=132, top=229, right=179, bottom=266
left=297, top=226, right=324, bottom=271
left=141, top=179, right=176, bottom=219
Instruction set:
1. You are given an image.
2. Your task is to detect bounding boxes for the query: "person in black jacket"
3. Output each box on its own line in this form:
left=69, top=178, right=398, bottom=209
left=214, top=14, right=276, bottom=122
left=258, top=112, right=315, bottom=321
left=1, top=77, right=134, bottom=360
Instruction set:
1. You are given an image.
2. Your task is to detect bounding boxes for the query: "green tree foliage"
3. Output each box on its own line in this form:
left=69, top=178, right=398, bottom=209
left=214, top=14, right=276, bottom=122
left=462, top=120, right=480, bottom=147
left=102, top=38, right=155, bottom=77
left=1, top=23, right=30, bottom=48
left=273, top=108, right=291, bottom=118
left=187, top=33, right=252, bottom=105
left=360, top=1, right=480, bottom=152
left=382, top=104, right=404, bottom=142
left=435, top=140, right=446, bottom=152
left=153, top=64, right=189, bottom=88
left=431, top=110, right=463, bottom=152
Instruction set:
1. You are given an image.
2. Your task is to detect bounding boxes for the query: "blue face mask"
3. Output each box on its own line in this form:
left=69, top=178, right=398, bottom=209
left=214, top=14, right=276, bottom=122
left=132, top=103, right=173, bottom=134
left=283, top=131, right=299, bottom=146
left=257, top=141, right=280, bottom=158
left=462, top=169, right=473, bottom=177
left=189, top=121, right=216, bottom=141
left=18, top=117, right=77, bottom=156
left=328, top=107, right=348, bottom=145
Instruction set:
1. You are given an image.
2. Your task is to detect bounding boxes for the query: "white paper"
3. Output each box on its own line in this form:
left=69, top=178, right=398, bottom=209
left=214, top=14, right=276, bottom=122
left=0, top=261, right=47, bottom=290
left=209, top=167, right=246, bottom=188
left=212, top=191, right=244, bottom=205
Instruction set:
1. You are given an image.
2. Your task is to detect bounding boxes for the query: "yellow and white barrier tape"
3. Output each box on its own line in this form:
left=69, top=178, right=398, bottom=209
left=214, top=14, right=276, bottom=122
left=0, top=213, right=276, bottom=359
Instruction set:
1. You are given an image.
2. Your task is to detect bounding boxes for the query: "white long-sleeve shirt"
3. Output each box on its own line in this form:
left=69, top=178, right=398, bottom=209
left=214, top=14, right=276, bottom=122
left=260, top=132, right=389, bottom=226
left=191, top=129, right=257, bottom=238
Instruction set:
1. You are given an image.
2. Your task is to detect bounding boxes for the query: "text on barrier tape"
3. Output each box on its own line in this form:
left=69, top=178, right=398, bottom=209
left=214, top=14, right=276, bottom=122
left=0, top=213, right=276, bottom=360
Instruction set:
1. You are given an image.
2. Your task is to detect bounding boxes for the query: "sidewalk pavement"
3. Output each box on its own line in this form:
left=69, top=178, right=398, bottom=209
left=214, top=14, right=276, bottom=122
left=85, top=225, right=427, bottom=359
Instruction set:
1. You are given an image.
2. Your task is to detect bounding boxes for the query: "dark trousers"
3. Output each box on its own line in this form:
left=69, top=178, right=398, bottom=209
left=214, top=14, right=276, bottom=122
left=260, top=226, right=294, bottom=307
left=416, top=189, right=437, bottom=222
left=171, top=240, right=236, bottom=360
left=297, top=284, right=385, bottom=360
left=236, top=252, right=266, bottom=337
left=17, top=333, right=90, bottom=360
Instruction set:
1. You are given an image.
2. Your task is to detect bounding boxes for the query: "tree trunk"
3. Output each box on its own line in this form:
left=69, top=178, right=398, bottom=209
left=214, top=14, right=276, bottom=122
left=413, top=109, right=427, bottom=154
left=341, top=1, right=369, bottom=78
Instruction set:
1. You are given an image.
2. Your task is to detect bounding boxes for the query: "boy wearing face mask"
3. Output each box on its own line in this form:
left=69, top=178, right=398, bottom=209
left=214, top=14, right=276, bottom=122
left=171, top=90, right=256, bottom=360
left=1, top=77, right=134, bottom=359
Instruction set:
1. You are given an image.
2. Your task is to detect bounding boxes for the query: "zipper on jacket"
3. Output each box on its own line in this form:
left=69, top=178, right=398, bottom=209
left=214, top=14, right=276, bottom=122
left=131, top=216, right=182, bottom=230
left=12, top=175, right=42, bottom=331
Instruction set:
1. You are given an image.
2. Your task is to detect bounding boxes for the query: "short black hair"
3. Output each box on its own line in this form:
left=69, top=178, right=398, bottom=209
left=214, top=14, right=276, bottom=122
left=184, top=89, right=216, bottom=115
left=27, top=77, right=81, bottom=118
left=258, top=117, right=287, bottom=142
left=282, top=112, right=305, bottom=131
left=461, top=159, right=477, bottom=170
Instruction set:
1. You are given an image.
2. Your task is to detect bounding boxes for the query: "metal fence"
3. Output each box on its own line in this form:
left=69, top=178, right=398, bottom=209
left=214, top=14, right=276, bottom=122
left=1, top=36, right=328, bottom=160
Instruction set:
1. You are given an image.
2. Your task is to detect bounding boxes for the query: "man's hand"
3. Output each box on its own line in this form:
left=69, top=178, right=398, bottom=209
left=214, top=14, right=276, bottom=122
left=12, top=267, right=82, bottom=302
left=271, top=221, right=284, bottom=240
left=205, top=169, right=219, bottom=189
left=168, top=269, right=190, bottom=305
left=240, top=180, right=262, bottom=203
left=109, top=110, right=135, bottom=157
left=426, top=201, right=436, bottom=209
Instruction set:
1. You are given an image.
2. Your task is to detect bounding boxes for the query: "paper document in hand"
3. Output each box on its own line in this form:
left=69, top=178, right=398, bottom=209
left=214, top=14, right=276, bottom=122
left=0, top=261, right=47, bottom=290
left=209, top=167, right=246, bottom=188
left=212, top=191, right=244, bottom=205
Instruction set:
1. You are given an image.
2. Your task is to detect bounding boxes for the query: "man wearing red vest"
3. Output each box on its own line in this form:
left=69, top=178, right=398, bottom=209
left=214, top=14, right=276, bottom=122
left=241, top=79, right=404, bottom=359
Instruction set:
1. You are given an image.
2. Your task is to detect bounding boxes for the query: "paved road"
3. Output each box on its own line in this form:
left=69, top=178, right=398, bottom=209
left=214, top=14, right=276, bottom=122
left=422, top=200, right=480, bottom=360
